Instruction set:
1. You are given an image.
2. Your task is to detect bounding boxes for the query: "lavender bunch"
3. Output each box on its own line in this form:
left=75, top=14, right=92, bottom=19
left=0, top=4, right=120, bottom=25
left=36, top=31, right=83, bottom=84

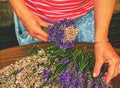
left=0, top=45, right=113, bottom=88
left=48, top=19, right=79, bottom=50
left=40, top=46, right=112, bottom=88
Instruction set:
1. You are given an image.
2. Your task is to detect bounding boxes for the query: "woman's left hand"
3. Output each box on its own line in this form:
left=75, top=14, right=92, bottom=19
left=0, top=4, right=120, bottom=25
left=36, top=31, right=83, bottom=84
left=93, top=42, right=120, bottom=84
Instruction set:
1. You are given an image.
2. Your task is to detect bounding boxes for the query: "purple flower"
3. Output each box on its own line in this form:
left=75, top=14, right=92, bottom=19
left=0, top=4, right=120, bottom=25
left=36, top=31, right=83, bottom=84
left=41, top=68, right=51, bottom=81
left=60, top=58, right=70, bottom=64
left=48, top=19, right=79, bottom=50
left=91, top=77, right=112, bottom=88
left=57, top=70, right=85, bottom=88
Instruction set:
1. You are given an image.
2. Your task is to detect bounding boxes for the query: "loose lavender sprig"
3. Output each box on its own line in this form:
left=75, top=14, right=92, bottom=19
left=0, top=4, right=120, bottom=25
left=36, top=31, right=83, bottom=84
left=48, top=19, right=79, bottom=50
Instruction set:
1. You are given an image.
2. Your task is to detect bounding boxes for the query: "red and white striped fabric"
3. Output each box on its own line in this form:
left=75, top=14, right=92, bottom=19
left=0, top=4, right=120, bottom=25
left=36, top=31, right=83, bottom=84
left=24, top=0, right=94, bottom=22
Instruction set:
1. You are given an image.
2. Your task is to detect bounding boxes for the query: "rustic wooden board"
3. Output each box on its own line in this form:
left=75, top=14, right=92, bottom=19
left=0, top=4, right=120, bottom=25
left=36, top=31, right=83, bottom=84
left=0, top=43, right=120, bottom=88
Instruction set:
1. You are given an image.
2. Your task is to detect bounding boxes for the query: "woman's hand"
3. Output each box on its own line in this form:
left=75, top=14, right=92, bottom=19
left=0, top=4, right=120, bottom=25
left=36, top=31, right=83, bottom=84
left=93, top=43, right=120, bottom=84
left=9, top=0, right=51, bottom=41
left=20, top=12, right=51, bottom=41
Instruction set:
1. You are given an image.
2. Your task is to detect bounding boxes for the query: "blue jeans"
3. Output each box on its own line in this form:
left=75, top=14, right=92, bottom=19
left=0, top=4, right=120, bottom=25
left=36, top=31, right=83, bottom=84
left=14, top=9, right=94, bottom=45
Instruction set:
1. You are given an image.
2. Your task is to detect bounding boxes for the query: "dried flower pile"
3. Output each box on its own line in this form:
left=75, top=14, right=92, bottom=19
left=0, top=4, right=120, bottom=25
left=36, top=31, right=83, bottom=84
left=0, top=19, right=112, bottom=88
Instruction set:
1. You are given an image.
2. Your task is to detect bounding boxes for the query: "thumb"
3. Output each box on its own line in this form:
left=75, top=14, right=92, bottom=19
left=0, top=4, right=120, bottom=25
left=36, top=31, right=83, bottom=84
left=93, top=59, right=103, bottom=77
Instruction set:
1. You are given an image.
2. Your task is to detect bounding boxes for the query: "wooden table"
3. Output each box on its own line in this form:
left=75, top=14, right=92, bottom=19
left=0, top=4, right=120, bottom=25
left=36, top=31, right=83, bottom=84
left=0, top=43, right=120, bottom=88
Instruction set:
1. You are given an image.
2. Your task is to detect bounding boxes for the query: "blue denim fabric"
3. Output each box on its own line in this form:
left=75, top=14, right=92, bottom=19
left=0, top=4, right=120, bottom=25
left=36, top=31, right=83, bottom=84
left=14, top=9, right=94, bottom=45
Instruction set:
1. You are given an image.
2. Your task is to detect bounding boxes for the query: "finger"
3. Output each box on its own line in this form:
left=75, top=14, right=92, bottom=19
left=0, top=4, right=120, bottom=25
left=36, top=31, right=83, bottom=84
left=35, top=31, right=49, bottom=41
left=33, top=15, right=51, bottom=27
left=112, top=64, right=119, bottom=80
left=93, top=59, right=103, bottom=77
left=38, top=19, right=51, bottom=27
left=38, top=27, right=49, bottom=39
left=106, top=62, right=115, bottom=84
left=34, top=26, right=49, bottom=41
left=33, top=23, right=49, bottom=39
left=29, top=25, right=49, bottom=41
left=36, top=34, right=49, bottom=42
left=31, top=31, right=49, bottom=42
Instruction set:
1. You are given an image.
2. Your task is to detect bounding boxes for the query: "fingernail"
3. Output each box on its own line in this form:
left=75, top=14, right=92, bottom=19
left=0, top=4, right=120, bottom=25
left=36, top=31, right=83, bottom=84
left=93, top=72, right=96, bottom=77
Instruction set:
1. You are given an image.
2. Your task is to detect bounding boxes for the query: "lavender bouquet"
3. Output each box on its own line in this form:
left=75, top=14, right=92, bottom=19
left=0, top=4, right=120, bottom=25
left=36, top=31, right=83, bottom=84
left=48, top=19, right=79, bottom=50
left=0, top=19, right=112, bottom=88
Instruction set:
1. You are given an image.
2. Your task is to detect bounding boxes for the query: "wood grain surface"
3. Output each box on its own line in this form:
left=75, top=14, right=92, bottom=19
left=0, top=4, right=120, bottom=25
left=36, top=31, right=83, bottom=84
left=0, top=43, right=120, bottom=88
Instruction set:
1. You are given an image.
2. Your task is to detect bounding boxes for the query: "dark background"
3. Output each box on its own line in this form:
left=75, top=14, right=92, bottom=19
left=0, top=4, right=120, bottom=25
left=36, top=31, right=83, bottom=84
left=0, top=1, right=18, bottom=50
left=0, top=1, right=120, bottom=50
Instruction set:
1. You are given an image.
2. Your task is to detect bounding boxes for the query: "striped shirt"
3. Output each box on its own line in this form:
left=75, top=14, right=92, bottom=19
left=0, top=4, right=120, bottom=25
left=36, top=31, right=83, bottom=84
left=24, top=0, right=94, bottom=22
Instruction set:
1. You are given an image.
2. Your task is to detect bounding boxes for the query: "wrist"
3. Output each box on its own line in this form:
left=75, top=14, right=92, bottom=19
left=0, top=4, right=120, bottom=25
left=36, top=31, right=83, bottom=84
left=94, top=36, right=109, bottom=44
left=94, top=41, right=110, bottom=44
left=94, top=35, right=109, bottom=43
left=94, top=28, right=109, bottom=43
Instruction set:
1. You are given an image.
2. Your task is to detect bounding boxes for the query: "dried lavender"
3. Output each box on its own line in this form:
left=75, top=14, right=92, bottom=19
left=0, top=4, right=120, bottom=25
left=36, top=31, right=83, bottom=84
left=48, top=19, right=79, bottom=50
left=0, top=19, right=112, bottom=88
left=0, top=48, right=51, bottom=88
left=0, top=46, right=112, bottom=88
left=57, top=70, right=85, bottom=88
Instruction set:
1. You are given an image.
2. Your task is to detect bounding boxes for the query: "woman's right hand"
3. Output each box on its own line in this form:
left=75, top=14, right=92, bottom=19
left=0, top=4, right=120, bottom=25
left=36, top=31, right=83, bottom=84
left=9, top=0, right=51, bottom=41
left=20, top=12, right=51, bottom=41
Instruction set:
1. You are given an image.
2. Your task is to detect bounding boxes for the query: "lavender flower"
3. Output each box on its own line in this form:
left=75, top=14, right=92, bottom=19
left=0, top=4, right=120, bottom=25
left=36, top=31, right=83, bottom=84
left=57, top=70, right=85, bottom=88
left=48, top=19, right=79, bottom=50
left=93, top=77, right=112, bottom=88
left=42, top=68, right=52, bottom=81
left=85, top=73, right=94, bottom=88
left=84, top=73, right=112, bottom=88
left=59, top=58, right=70, bottom=64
